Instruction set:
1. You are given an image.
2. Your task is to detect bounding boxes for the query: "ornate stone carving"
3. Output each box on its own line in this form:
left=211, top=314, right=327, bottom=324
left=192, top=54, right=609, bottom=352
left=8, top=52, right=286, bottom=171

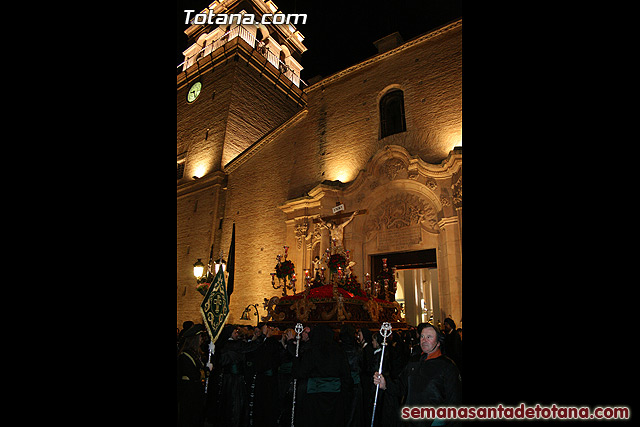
left=364, top=193, right=438, bottom=240
left=294, top=222, right=309, bottom=249
left=452, top=174, right=462, bottom=208
left=310, top=222, right=323, bottom=245
left=382, top=158, right=405, bottom=180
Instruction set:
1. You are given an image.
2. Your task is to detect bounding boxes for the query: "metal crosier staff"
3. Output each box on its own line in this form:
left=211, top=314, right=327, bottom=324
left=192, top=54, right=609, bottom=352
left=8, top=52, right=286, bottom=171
left=371, top=322, right=392, bottom=427
left=291, top=322, right=304, bottom=427
left=204, top=341, right=214, bottom=394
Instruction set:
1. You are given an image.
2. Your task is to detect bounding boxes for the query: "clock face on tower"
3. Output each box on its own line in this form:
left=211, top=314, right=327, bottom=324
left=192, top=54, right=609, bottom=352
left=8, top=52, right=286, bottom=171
left=187, top=81, right=202, bottom=103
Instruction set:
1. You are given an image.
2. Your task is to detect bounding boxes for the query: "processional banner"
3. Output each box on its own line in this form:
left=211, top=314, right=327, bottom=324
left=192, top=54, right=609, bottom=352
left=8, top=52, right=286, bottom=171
left=200, top=268, right=230, bottom=344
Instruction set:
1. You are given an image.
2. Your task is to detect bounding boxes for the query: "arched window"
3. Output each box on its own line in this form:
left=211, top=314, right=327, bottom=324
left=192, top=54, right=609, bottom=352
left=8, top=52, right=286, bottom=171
left=279, top=49, right=289, bottom=73
left=380, top=89, right=406, bottom=138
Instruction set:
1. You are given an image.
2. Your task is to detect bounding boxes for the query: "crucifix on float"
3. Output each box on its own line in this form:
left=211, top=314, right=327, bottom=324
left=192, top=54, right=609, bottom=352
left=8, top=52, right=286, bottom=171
left=314, top=203, right=367, bottom=249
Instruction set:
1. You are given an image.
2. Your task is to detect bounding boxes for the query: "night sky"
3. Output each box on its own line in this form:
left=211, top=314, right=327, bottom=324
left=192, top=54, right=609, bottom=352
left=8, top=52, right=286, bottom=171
left=176, top=0, right=462, bottom=82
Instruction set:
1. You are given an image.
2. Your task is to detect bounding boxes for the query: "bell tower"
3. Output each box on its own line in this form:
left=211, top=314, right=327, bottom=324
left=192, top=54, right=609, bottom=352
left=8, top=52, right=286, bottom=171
left=177, top=0, right=307, bottom=180
left=177, top=0, right=308, bottom=323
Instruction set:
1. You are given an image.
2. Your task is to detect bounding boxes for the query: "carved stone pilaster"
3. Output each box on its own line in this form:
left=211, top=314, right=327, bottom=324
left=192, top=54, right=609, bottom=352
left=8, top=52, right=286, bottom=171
left=451, top=167, right=462, bottom=209
left=294, top=222, right=309, bottom=249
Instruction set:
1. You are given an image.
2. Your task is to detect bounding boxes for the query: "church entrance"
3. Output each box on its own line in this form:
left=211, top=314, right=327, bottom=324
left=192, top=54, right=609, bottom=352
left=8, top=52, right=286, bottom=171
left=371, top=249, right=439, bottom=326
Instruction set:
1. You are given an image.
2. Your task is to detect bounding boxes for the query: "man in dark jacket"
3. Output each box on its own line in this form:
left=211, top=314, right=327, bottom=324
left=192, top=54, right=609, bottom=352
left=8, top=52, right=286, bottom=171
left=373, top=322, right=461, bottom=426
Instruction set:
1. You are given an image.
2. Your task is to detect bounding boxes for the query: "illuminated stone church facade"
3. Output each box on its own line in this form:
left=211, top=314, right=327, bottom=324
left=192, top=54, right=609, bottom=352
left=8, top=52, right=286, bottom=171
left=177, top=0, right=462, bottom=329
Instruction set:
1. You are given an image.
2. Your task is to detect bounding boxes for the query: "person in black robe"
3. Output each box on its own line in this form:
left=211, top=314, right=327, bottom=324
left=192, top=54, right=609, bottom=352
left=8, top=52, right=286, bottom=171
left=245, top=323, right=280, bottom=427
left=357, top=328, right=375, bottom=426
left=369, top=330, right=400, bottom=427
left=339, top=325, right=363, bottom=427
left=293, top=324, right=353, bottom=427
left=177, top=324, right=207, bottom=427
left=282, top=326, right=312, bottom=426
left=442, top=318, right=463, bottom=378
left=215, top=325, right=263, bottom=427
left=276, top=328, right=295, bottom=426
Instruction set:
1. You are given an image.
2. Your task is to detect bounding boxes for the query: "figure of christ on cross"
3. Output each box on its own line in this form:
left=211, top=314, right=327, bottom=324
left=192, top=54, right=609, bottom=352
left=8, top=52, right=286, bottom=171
left=315, top=209, right=366, bottom=249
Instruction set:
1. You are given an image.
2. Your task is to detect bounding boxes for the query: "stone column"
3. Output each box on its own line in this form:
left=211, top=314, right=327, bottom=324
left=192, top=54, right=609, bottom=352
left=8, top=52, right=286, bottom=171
left=437, top=216, right=462, bottom=324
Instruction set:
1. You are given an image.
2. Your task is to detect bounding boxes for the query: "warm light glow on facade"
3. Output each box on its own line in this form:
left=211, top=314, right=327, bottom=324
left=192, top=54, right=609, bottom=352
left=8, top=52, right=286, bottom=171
left=331, top=166, right=357, bottom=184
left=447, top=130, right=462, bottom=151
left=193, top=164, right=208, bottom=179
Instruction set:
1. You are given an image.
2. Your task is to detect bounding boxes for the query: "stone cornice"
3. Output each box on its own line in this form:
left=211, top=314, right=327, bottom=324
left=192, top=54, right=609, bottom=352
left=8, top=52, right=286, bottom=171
left=177, top=170, right=227, bottom=199
left=305, top=18, right=462, bottom=92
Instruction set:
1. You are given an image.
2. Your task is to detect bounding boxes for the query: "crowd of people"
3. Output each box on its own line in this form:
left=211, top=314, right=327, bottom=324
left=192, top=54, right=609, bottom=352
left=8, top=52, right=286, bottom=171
left=177, top=319, right=463, bottom=427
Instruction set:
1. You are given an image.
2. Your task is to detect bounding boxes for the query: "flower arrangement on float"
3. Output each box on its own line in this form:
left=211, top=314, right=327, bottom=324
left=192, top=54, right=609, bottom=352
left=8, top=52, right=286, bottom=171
left=275, top=259, right=295, bottom=280
left=328, top=253, right=346, bottom=273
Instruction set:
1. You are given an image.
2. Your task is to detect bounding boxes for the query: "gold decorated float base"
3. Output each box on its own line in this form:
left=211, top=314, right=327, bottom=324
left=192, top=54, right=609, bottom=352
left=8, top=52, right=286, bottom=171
left=262, top=284, right=408, bottom=330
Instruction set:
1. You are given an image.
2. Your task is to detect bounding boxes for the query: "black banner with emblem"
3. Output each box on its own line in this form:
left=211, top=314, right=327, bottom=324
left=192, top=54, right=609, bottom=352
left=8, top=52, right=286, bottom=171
left=200, top=267, right=230, bottom=344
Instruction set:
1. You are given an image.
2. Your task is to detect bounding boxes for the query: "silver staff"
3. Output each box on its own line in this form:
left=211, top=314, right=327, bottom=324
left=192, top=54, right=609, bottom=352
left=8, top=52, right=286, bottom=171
left=291, top=322, right=304, bottom=427
left=371, top=322, right=392, bottom=427
left=204, top=342, right=214, bottom=394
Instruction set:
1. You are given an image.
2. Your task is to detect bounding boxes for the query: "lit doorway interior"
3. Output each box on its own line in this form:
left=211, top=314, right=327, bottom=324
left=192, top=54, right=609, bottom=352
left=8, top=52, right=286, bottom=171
left=395, top=268, right=440, bottom=326
left=371, top=249, right=438, bottom=327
